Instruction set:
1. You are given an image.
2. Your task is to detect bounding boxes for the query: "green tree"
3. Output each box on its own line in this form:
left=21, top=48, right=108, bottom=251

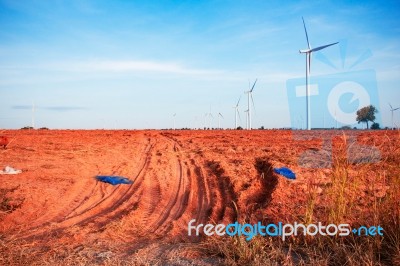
left=356, top=105, right=378, bottom=129
left=371, top=122, right=380, bottom=130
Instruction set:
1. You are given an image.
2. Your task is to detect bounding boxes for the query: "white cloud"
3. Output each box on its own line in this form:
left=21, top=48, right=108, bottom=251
left=71, top=60, right=220, bottom=75
left=0, top=59, right=228, bottom=85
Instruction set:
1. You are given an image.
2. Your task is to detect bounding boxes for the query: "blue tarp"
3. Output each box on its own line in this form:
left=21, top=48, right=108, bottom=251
left=273, top=167, right=296, bottom=180
left=96, top=175, right=133, bottom=185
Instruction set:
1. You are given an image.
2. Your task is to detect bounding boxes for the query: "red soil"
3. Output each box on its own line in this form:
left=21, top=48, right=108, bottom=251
left=0, top=136, right=9, bottom=149
left=0, top=129, right=397, bottom=263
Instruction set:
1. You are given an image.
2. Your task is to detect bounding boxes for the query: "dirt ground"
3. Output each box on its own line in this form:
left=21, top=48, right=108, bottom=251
left=0, top=129, right=398, bottom=265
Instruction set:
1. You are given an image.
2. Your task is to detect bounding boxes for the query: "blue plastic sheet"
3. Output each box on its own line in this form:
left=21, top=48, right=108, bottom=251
left=96, top=175, right=133, bottom=185
left=273, top=167, right=296, bottom=180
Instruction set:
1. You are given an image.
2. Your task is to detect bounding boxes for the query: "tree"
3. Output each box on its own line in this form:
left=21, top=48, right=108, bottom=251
left=356, top=105, right=378, bottom=129
left=371, top=122, right=380, bottom=130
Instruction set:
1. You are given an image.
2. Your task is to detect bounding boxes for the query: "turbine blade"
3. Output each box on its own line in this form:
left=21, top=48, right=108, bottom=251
left=310, top=42, right=338, bottom=52
left=394, top=107, right=400, bottom=111
left=250, top=79, right=257, bottom=92
left=236, top=96, right=241, bottom=107
left=388, top=103, right=393, bottom=110
left=302, top=17, right=311, bottom=49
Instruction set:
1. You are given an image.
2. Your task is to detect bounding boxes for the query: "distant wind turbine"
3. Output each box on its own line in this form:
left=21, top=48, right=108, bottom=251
left=389, top=103, right=400, bottom=129
left=218, top=112, right=224, bottom=129
left=299, top=17, right=338, bottom=130
left=173, top=113, right=176, bottom=130
left=205, top=106, right=214, bottom=129
left=245, top=79, right=257, bottom=130
left=233, top=96, right=241, bottom=129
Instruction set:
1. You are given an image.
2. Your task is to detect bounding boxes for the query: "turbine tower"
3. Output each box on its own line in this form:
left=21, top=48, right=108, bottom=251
left=218, top=112, right=224, bottom=129
left=244, top=109, right=249, bottom=130
left=206, top=105, right=214, bottom=129
left=389, top=103, right=400, bottom=129
left=299, top=17, right=338, bottom=130
left=233, top=97, right=241, bottom=129
left=245, top=79, right=257, bottom=130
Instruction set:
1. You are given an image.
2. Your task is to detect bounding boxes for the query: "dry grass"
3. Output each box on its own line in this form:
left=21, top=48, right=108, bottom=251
left=1, top=130, right=399, bottom=265
left=203, top=131, right=400, bottom=265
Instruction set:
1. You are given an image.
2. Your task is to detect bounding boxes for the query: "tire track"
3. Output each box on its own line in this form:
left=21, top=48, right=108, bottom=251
left=68, top=140, right=154, bottom=228
left=149, top=141, right=185, bottom=234
left=11, top=131, right=232, bottom=245
left=153, top=133, right=213, bottom=237
left=189, top=159, right=212, bottom=225
left=16, top=136, right=154, bottom=241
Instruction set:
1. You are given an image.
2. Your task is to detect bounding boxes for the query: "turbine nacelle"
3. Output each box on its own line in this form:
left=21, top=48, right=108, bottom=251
left=299, top=49, right=310, bottom=54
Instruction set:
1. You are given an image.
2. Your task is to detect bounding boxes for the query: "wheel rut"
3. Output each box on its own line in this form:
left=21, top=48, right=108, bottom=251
left=9, top=131, right=231, bottom=244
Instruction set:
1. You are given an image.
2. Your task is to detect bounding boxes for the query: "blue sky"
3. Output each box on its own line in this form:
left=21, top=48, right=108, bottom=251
left=0, top=0, right=399, bottom=129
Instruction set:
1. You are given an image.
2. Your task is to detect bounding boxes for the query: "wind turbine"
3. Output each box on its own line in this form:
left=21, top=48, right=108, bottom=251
left=245, top=79, right=257, bottom=130
left=205, top=105, right=214, bottom=129
left=299, top=17, right=338, bottom=130
left=389, top=103, right=400, bottom=129
left=173, top=113, right=176, bottom=130
left=233, top=97, right=241, bottom=129
left=218, top=112, right=224, bottom=129
left=244, top=109, right=249, bottom=130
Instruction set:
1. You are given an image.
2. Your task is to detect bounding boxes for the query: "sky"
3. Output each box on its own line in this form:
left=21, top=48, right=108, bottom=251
left=0, top=0, right=399, bottom=129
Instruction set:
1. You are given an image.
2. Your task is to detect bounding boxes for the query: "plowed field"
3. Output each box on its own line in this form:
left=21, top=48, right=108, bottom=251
left=0, top=130, right=398, bottom=265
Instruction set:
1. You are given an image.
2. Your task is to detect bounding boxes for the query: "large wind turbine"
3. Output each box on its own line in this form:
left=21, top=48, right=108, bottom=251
left=389, top=103, right=400, bottom=129
left=245, top=79, right=257, bottom=130
left=299, top=17, right=338, bottom=130
left=233, top=97, right=241, bottom=129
